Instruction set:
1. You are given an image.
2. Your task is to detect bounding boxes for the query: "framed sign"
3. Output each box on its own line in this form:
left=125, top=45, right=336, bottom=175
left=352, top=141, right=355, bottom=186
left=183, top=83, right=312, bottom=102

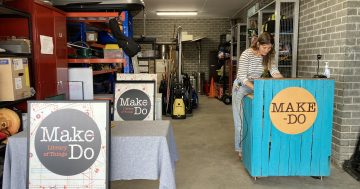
left=27, top=101, right=109, bottom=189
left=116, top=73, right=157, bottom=90
left=114, top=80, right=156, bottom=121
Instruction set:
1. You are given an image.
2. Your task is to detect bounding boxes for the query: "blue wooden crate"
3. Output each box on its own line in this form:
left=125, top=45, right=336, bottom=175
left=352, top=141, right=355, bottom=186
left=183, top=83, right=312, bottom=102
left=242, top=79, right=334, bottom=177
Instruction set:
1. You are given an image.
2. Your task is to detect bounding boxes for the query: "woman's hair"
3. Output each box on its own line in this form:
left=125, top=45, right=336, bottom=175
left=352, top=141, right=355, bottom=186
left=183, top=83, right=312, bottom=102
left=251, top=32, right=274, bottom=70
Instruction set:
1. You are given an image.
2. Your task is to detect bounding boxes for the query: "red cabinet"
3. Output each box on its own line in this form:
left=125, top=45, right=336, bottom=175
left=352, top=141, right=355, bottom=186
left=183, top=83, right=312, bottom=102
left=32, top=3, right=57, bottom=99
left=54, top=11, right=68, bottom=98
left=5, top=0, right=68, bottom=99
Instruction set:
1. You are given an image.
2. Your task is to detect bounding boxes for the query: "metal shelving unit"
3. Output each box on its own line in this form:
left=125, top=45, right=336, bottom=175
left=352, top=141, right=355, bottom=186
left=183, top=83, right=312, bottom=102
left=0, top=4, right=33, bottom=182
left=135, top=37, right=156, bottom=73
left=231, top=23, right=247, bottom=63
left=0, top=5, right=33, bottom=106
left=274, top=0, right=299, bottom=78
left=230, top=23, right=247, bottom=94
left=247, top=0, right=299, bottom=78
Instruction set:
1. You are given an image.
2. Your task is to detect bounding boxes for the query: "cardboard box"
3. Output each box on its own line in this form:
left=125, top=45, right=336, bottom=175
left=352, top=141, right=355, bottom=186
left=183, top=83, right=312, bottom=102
left=148, top=59, right=155, bottom=73
left=181, top=32, right=193, bottom=42
left=138, top=60, right=149, bottom=66
left=104, top=49, right=123, bottom=58
left=155, top=59, right=168, bottom=73
left=0, top=57, right=31, bottom=101
left=138, top=66, right=149, bottom=73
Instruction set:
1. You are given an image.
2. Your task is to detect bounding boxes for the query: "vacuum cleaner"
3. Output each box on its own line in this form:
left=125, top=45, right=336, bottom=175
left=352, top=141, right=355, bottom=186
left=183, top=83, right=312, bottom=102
left=172, top=83, right=186, bottom=119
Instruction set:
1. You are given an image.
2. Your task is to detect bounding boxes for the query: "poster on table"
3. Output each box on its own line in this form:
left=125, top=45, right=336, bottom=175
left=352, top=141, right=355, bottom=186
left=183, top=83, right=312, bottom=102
left=114, top=80, right=156, bottom=121
left=27, top=101, right=109, bottom=189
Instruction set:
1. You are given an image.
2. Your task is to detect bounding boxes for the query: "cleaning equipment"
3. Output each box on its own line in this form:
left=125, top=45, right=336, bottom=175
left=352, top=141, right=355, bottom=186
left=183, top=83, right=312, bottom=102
left=172, top=83, right=186, bottom=119
left=182, top=74, right=196, bottom=115
left=323, top=62, right=330, bottom=78
left=313, top=54, right=327, bottom=78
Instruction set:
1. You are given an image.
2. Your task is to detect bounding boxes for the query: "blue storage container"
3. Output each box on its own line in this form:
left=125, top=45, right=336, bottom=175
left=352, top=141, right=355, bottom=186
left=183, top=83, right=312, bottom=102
left=98, top=31, right=117, bottom=44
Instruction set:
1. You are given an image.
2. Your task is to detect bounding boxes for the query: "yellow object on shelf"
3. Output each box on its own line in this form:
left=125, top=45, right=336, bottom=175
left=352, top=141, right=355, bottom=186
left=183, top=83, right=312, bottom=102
left=105, top=44, right=120, bottom=49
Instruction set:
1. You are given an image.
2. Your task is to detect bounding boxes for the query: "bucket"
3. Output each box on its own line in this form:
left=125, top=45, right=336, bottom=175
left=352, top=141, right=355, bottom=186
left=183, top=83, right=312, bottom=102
left=158, top=44, right=169, bottom=59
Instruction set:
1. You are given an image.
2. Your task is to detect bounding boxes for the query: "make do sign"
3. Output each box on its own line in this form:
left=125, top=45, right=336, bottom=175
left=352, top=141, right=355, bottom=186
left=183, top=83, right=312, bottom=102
left=269, top=87, right=318, bottom=134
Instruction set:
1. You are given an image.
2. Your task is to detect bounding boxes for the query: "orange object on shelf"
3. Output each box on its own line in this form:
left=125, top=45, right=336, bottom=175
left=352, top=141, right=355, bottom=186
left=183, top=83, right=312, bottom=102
left=208, top=77, right=215, bottom=98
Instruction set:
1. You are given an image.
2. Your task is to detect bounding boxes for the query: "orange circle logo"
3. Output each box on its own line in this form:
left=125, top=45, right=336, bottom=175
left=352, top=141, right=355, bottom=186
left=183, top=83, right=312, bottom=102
left=269, top=87, right=318, bottom=134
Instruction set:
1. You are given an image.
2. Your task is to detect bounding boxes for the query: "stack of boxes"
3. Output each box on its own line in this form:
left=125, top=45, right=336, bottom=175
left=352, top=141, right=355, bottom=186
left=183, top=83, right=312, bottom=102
left=103, top=44, right=124, bottom=59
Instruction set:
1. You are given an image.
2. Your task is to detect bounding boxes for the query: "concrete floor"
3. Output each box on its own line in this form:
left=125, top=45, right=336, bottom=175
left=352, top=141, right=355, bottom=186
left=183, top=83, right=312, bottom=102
left=112, top=96, right=359, bottom=189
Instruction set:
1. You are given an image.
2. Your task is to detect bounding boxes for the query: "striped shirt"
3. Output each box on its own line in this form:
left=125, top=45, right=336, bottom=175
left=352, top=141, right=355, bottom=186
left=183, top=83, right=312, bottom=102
left=236, top=48, right=280, bottom=86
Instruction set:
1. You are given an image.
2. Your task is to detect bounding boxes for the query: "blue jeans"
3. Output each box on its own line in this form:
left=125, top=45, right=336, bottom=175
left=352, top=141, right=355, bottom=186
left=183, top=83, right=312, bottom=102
left=232, top=79, right=253, bottom=152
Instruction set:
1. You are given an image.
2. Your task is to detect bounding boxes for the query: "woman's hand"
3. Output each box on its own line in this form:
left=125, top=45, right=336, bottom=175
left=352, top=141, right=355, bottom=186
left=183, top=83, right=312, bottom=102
left=245, top=81, right=254, bottom=90
left=272, top=72, right=283, bottom=78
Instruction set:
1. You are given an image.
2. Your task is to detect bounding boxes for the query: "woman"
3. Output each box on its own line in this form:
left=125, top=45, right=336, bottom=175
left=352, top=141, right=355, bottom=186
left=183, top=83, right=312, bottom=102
left=232, top=32, right=283, bottom=159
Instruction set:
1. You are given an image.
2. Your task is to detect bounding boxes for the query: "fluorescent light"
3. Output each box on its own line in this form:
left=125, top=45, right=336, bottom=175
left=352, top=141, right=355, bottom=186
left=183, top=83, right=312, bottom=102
left=156, top=11, right=198, bottom=16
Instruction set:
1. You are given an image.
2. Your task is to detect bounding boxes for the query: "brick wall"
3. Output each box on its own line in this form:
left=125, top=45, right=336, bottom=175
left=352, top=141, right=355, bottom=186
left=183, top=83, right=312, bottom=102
left=133, top=18, right=231, bottom=80
left=298, top=0, right=360, bottom=167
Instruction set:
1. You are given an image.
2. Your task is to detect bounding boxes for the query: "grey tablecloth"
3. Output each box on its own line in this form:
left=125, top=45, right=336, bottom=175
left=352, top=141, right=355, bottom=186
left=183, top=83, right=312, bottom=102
left=2, top=120, right=178, bottom=189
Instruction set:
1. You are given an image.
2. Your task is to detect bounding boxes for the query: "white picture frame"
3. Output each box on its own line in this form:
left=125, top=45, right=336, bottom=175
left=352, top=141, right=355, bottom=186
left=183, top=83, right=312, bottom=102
left=114, top=80, right=156, bottom=121
left=27, top=101, right=109, bottom=189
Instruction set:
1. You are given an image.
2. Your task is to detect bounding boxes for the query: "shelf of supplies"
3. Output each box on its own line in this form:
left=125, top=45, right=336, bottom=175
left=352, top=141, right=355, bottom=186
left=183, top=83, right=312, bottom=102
left=67, top=19, right=111, bottom=32
left=271, top=32, right=294, bottom=35
left=66, top=12, right=119, bottom=18
left=0, top=5, right=30, bottom=18
left=68, top=58, right=125, bottom=64
left=280, top=32, right=294, bottom=35
left=67, top=19, right=110, bottom=23
left=0, top=52, right=32, bottom=58
left=138, top=57, right=156, bottom=59
left=88, top=43, right=106, bottom=49
left=93, top=69, right=117, bottom=75
left=0, top=96, right=33, bottom=108
left=279, top=51, right=291, bottom=55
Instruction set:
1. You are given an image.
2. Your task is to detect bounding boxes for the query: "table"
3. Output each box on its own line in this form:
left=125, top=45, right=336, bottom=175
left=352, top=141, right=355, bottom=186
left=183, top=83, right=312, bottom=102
left=2, top=120, right=178, bottom=189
